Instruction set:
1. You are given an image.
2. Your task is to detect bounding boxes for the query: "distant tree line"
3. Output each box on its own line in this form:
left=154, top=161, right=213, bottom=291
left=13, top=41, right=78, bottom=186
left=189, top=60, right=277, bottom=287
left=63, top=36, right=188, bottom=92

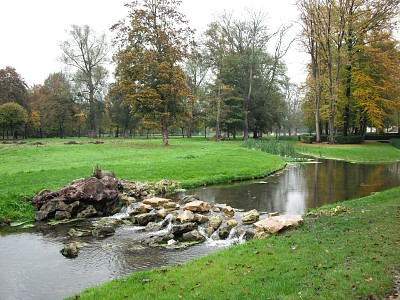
left=1, top=0, right=398, bottom=144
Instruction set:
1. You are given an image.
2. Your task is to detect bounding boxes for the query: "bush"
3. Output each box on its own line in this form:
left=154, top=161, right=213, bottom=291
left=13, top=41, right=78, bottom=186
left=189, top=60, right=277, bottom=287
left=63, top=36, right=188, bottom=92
left=334, top=135, right=364, bottom=144
left=300, top=135, right=315, bottom=144
left=390, top=138, right=400, bottom=149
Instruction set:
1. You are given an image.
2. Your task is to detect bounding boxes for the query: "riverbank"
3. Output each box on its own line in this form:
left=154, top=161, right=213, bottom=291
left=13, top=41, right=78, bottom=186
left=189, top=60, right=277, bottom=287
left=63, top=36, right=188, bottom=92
left=0, top=137, right=285, bottom=223
left=68, top=186, right=400, bottom=299
left=296, top=140, right=400, bottom=163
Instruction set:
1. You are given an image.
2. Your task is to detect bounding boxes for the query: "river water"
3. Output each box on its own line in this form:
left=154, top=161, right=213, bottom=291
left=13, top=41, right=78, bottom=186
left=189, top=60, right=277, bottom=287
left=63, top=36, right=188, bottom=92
left=0, top=159, right=399, bottom=300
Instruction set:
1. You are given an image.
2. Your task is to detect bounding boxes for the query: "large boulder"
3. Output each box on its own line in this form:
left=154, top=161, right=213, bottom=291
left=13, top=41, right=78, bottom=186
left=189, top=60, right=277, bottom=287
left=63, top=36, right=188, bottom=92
left=183, top=201, right=211, bottom=213
left=32, top=176, right=121, bottom=221
left=253, top=215, right=303, bottom=234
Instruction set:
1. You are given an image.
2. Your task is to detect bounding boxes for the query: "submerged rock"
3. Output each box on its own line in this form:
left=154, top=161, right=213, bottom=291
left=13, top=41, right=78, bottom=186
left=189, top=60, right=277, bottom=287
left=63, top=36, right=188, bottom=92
left=60, top=243, right=79, bottom=258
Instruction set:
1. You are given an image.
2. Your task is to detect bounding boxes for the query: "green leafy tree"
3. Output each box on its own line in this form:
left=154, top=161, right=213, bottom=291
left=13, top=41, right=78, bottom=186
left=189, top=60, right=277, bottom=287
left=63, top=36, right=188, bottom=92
left=0, top=102, right=28, bottom=139
left=0, top=66, right=28, bottom=108
left=112, top=0, right=193, bottom=146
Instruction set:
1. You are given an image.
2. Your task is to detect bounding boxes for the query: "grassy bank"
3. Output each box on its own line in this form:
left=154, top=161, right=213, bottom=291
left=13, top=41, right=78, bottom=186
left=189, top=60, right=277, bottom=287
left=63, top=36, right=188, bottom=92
left=69, top=186, right=400, bottom=299
left=0, top=137, right=285, bottom=222
left=296, top=141, right=400, bottom=163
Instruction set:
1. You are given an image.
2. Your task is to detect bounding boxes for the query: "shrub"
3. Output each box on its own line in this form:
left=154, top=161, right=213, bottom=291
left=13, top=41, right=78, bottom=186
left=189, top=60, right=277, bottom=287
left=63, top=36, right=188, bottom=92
left=300, top=135, right=315, bottom=144
left=334, top=135, right=364, bottom=144
left=390, top=138, right=400, bottom=149
left=276, top=135, right=298, bottom=141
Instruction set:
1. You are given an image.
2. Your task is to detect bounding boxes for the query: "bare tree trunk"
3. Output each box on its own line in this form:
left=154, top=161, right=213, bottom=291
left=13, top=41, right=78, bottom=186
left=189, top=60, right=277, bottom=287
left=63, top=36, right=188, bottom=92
left=162, top=119, right=169, bottom=146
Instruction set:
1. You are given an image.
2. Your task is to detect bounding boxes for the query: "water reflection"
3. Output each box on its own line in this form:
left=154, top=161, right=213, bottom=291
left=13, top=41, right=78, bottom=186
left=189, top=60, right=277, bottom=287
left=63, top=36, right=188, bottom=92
left=177, top=159, right=400, bottom=214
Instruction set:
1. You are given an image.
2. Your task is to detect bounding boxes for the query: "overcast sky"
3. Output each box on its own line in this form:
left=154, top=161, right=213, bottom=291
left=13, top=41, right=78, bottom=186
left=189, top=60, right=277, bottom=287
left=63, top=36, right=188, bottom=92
left=0, top=0, right=307, bottom=87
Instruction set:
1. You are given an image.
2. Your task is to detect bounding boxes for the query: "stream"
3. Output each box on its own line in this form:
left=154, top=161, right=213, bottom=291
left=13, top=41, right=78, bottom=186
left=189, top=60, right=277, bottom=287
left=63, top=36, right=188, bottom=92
left=0, top=159, right=399, bottom=300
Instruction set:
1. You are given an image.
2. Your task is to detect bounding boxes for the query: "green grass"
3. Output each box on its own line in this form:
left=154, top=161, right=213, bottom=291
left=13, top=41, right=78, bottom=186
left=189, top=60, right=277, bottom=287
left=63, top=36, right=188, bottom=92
left=0, top=137, right=285, bottom=222
left=68, top=186, right=400, bottom=300
left=296, top=141, right=400, bottom=163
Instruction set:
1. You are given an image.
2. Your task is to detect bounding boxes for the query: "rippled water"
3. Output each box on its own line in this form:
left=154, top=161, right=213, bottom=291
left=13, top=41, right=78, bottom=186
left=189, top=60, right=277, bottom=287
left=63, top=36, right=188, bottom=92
left=1, top=159, right=399, bottom=300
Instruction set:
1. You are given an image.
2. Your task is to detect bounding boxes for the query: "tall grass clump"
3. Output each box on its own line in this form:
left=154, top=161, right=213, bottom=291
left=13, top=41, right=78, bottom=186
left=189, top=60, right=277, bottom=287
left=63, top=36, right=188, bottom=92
left=244, top=139, right=306, bottom=161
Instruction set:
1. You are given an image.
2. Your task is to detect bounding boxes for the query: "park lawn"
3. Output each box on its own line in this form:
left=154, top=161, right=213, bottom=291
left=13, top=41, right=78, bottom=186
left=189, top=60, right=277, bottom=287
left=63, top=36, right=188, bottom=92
left=0, top=137, right=285, bottom=222
left=68, top=186, right=400, bottom=300
left=296, top=140, right=400, bottom=163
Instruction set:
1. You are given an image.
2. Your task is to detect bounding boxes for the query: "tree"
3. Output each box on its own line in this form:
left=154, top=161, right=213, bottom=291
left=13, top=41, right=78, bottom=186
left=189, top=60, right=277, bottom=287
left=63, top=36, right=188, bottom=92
left=0, top=66, right=29, bottom=108
left=43, top=73, right=77, bottom=138
left=205, top=12, right=291, bottom=140
left=112, top=0, right=194, bottom=146
left=60, top=25, right=109, bottom=138
left=0, top=102, right=28, bottom=139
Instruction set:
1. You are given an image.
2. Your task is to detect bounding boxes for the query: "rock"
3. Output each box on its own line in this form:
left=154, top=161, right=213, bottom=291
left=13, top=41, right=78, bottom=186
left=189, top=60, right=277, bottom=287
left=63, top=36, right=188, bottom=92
left=170, top=222, right=197, bottom=237
left=60, top=243, right=79, bottom=258
left=218, top=224, right=231, bottom=239
left=118, top=180, right=150, bottom=198
left=222, top=206, right=235, bottom=218
left=143, top=197, right=171, bottom=207
left=152, top=179, right=179, bottom=195
left=156, top=208, right=169, bottom=219
left=209, top=215, right=223, bottom=230
left=163, top=202, right=179, bottom=210
left=204, top=227, right=214, bottom=236
left=177, top=210, right=195, bottom=223
left=253, top=215, right=303, bottom=234
left=54, top=210, right=71, bottom=220
left=134, top=212, right=158, bottom=226
left=194, top=213, right=209, bottom=224
left=183, top=200, right=211, bottom=213
left=66, top=201, right=82, bottom=215
left=182, top=230, right=206, bottom=242
left=242, top=209, right=260, bottom=224
left=129, top=204, right=153, bottom=215
left=121, top=194, right=136, bottom=205
left=68, top=228, right=92, bottom=237
left=32, top=176, right=121, bottom=221
left=181, top=194, right=200, bottom=203
left=76, top=205, right=97, bottom=218
left=145, top=222, right=162, bottom=232
left=227, top=219, right=238, bottom=227
left=92, top=225, right=116, bottom=238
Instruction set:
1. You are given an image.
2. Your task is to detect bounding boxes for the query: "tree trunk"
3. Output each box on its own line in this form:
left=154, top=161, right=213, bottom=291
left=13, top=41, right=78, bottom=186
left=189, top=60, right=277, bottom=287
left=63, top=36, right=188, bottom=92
left=162, top=120, right=169, bottom=146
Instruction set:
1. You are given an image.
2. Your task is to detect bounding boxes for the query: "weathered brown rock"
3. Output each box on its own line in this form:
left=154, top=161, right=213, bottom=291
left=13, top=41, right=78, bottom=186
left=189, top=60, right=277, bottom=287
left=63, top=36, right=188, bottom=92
left=143, top=197, right=171, bottom=207
left=253, top=215, right=303, bottom=234
left=177, top=210, right=195, bottom=223
left=170, top=222, right=196, bottom=237
left=183, top=200, right=211, bottom=213
left=242, top=209, right=260, bottom=224
left=194, top=213, right=209, bottom=224
left=33, top=176, right=121, bottom=221
left=76, top=205, right=97, bottom=218
left=60, top=243, right=79, bottom=258
left=182, top=230, right=206, bottom=242
left=209, top=215, right=223, bottom=230
left=134, top=212, right=158, bottom=226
